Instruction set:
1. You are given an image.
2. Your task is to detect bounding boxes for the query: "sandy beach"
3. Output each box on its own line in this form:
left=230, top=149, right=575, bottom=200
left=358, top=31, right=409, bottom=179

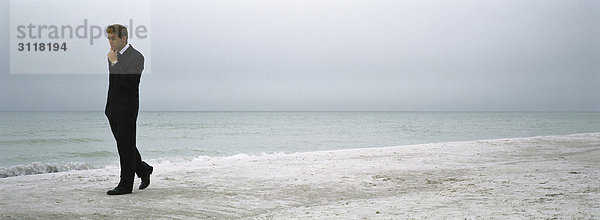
left=1, top=132, right=599, bottom=219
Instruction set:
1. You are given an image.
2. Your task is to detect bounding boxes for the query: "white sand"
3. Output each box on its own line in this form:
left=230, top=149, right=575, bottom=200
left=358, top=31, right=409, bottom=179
left=1, top=133, right=599, bottom=219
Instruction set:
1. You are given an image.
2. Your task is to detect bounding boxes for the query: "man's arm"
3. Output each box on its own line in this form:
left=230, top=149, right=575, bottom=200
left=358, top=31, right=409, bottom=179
left=109, top=55, right=144, bottom=89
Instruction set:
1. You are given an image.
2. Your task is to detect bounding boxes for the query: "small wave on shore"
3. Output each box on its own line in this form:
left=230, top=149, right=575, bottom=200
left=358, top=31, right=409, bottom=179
left=0, top=162, right=96, bottom=178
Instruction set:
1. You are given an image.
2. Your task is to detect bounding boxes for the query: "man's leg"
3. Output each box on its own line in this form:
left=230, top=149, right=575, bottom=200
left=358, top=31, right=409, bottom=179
left=108, top=117, right=118, bottom=140
left=114, top=120, right=137, bottom=191
left=110, top=117, right=150, bottom=179
left=134, top=148, right=150, bottom=178
left=131, top=120, right=152, bottom=189
left=132, top=120, right=149, bottom=178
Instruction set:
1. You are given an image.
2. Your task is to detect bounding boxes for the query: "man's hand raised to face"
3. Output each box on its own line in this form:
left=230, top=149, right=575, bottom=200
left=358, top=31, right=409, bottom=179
left=107, top=49, right=118, bottom=63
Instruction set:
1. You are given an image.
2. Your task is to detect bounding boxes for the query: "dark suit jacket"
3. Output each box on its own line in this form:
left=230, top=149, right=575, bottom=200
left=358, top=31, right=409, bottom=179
left=105, top=44, right=144, bottom=123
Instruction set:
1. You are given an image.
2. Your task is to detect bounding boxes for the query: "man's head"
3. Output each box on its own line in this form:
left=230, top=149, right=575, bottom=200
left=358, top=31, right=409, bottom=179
left=106, top=24, right=128, bottom=51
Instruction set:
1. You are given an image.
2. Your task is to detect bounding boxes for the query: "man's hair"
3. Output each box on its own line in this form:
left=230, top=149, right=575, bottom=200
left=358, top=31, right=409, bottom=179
left=106, top=24, right=128, bottom=39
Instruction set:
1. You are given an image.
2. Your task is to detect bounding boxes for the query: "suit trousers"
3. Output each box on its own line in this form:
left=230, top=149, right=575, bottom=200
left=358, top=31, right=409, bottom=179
left=108, top=116, right=148, bottom=190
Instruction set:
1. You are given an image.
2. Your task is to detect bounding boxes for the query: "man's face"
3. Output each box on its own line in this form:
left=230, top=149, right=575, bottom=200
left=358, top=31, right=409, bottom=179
left=107, top=33, right=127, bottom=51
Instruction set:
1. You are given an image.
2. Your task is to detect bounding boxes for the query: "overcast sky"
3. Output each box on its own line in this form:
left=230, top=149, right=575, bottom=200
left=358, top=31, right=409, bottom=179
left=1, top=0, right=598, bottom=111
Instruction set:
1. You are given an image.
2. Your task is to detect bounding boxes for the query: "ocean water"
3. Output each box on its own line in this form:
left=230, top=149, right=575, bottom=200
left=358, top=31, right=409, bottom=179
left=1, top=111, right=599, bottom=178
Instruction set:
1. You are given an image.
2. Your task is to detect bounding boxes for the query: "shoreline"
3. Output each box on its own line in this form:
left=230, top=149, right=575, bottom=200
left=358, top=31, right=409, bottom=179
left=1, top=132, right=599, bottom=218
left=2, top=131, right=599, bottom=179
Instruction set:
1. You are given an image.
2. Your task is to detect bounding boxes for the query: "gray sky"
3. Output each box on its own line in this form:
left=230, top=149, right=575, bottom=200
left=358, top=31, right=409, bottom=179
left=1, top=0, right=599, bottom=111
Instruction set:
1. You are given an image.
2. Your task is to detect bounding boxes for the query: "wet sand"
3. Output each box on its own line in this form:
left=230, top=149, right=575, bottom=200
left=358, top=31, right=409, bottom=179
left=1, top=133, right=599, bottom=219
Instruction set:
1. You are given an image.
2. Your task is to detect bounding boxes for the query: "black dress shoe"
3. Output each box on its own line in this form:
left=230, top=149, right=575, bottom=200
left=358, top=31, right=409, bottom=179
left=139, top=165, right=153, bottom=190
left=107, top=186, right=132, bottom=195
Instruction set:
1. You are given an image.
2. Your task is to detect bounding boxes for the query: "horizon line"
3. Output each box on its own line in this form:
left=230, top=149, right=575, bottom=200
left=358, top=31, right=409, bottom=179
left=1, top=110, right=599, bottom=113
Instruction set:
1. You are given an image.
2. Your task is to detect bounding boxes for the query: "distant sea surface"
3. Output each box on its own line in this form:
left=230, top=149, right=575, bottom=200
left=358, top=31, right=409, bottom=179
left=1, top=111, right=599, bottom=178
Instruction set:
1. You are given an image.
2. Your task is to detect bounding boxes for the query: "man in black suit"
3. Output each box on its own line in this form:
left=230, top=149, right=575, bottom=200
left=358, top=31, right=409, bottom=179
left=104, top=24, right=153, bottom=195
